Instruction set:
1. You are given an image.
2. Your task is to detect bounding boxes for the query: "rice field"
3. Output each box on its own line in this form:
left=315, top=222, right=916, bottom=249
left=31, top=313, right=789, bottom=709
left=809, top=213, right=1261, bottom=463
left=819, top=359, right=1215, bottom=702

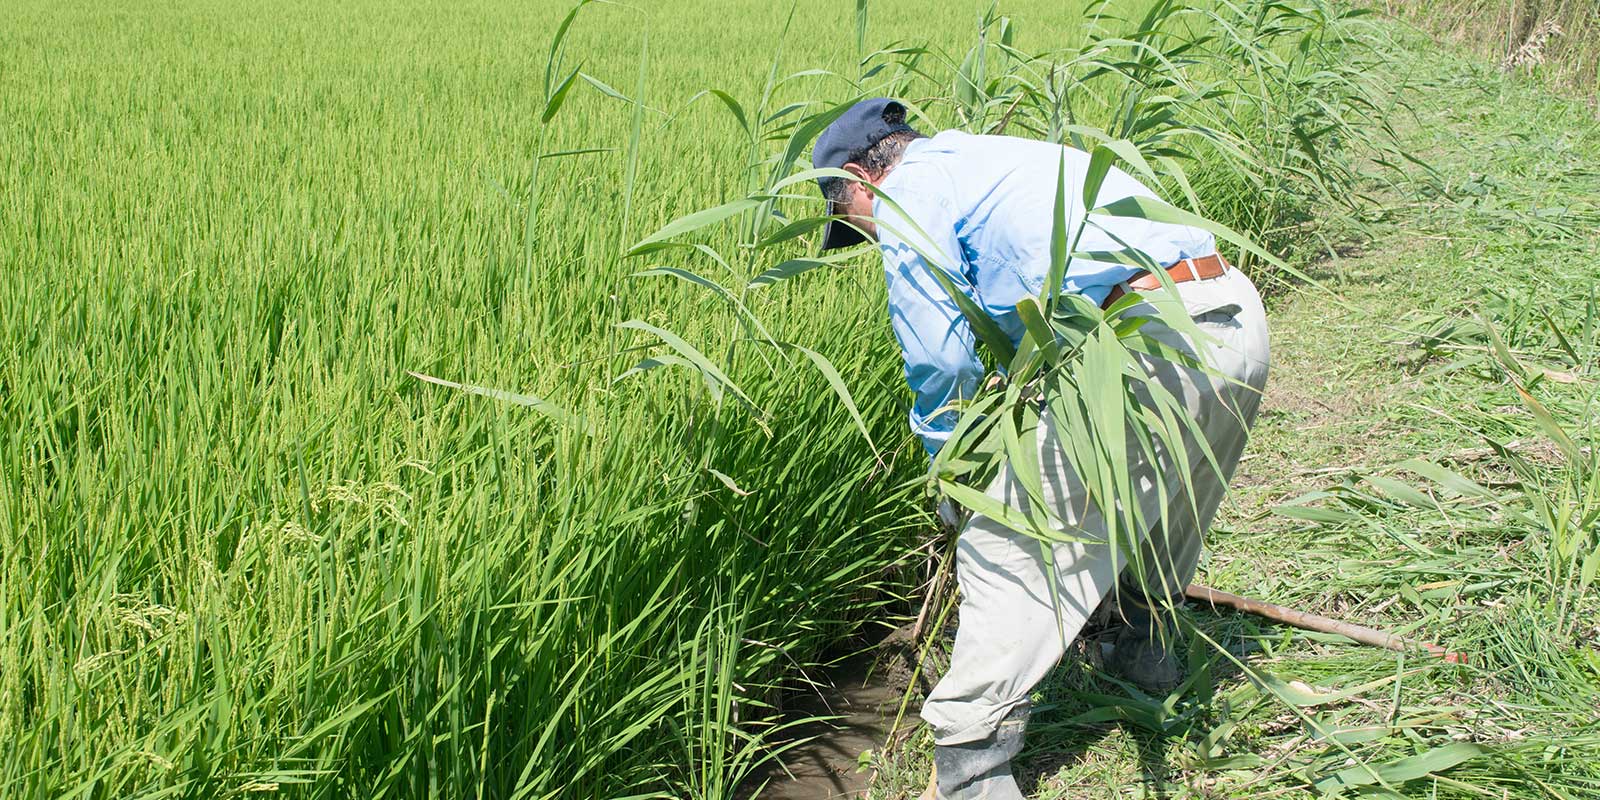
left=2, top=0, right=1593, bottom=798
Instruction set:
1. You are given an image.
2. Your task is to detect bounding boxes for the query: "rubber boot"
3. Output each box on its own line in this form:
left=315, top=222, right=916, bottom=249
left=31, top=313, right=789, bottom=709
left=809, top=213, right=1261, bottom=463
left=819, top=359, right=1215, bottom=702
left=1103, top=592, right=1185, bottom=694
left=924, top=702, right=1029, bottom=800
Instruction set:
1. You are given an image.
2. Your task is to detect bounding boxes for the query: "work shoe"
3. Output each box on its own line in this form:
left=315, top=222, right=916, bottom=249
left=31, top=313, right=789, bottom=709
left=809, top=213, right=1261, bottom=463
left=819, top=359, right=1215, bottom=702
left=1103, top=593, right=1185, bottom=694
left=920, top=703, right=1029, bottom=800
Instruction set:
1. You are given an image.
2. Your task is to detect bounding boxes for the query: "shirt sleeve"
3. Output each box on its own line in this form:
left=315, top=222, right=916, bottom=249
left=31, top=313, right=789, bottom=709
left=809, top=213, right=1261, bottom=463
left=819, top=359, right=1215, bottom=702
left=874, top=177, right=983, bottom=457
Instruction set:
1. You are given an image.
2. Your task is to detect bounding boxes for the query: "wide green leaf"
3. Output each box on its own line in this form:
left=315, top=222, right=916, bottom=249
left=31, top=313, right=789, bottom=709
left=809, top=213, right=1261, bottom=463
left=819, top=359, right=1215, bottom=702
left=779, top=342, right=881, bottom=461
left=408, top=371, right=587, bottom=433
left=1313, top=743, right=1489, bottom=793
left=1090, top=194, right=1328, bottom=290
left=627, top=197, right=766, bottom=256
left=708, top=89, right=750, bottom=134
left=616, top=320, right=762, bottom=415
left=631, top=266, right=779, bottom=348
left=542, top=67, right=583, bottom=123
left=747, top=252, right=855, bottom=289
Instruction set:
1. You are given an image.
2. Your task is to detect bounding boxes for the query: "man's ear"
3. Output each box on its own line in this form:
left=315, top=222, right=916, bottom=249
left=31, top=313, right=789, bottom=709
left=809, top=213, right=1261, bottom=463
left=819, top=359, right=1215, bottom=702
left=842, top=162, right=876, bottom=198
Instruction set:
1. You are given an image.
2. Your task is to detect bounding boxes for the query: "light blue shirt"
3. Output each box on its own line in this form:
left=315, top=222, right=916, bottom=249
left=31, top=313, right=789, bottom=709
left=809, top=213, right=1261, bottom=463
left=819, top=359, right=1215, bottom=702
left=872, top=131, right=1216, bottom=455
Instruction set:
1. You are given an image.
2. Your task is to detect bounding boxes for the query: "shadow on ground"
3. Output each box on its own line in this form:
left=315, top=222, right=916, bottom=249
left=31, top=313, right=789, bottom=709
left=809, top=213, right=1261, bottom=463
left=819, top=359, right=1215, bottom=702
left=1014, top=608, right=1266, bottom=798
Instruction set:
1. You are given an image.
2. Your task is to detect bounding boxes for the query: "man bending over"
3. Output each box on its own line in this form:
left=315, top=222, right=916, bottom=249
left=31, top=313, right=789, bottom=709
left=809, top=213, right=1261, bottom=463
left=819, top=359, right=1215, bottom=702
left=810, top=99, right=1271, bottom=799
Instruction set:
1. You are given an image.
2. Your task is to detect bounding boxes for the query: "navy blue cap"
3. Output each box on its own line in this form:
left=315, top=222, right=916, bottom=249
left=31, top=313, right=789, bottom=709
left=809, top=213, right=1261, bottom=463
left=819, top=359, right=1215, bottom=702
left=812, top=97, right=913, bottom=250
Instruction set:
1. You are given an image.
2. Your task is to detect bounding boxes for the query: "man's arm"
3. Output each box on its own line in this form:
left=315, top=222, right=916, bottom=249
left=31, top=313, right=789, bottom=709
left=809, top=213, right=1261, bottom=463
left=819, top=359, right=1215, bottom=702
left=875, top=184, right=983, bottom=457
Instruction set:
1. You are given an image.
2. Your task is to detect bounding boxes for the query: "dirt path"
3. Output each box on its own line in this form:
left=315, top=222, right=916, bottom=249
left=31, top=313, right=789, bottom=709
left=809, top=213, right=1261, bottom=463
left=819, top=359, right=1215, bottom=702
left=740, top=633, right=921, bottom=799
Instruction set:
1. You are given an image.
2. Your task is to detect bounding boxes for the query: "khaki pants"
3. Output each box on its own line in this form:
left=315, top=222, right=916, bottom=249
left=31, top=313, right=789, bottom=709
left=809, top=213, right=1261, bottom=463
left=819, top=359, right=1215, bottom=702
left=921, top=267, right=1271, bottom=746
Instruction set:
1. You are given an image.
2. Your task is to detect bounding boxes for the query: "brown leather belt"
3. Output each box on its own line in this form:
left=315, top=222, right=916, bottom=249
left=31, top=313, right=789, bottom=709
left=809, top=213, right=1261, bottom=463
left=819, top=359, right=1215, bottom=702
left=1102, top=253, right=1229, bottom=308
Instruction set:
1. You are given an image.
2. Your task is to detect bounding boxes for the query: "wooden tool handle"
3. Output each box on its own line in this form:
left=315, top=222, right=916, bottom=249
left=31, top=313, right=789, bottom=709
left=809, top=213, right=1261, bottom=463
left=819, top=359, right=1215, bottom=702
left=1184, top=583, right=1466, bottom=664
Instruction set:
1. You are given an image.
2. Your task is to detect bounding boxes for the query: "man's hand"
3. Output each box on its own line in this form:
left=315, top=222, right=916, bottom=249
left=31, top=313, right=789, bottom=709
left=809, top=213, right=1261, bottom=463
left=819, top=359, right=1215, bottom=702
left=937, top=498, right=966, bottom=533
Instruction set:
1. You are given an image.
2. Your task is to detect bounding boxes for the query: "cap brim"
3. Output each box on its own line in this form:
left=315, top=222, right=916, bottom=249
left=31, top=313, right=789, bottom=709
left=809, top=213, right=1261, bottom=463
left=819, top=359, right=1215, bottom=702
left=820, top=205, right=867, bottom=251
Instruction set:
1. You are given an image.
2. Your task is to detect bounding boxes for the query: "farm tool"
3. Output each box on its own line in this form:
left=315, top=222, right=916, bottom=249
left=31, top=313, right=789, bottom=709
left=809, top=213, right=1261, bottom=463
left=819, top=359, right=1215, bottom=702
left=1182, top=583, right=1469, bottom=664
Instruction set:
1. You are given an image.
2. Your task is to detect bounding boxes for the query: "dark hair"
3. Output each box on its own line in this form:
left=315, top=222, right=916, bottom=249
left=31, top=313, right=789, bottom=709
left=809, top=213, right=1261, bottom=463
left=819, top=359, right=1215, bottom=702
left=822, top=128, right=926, bottom=208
